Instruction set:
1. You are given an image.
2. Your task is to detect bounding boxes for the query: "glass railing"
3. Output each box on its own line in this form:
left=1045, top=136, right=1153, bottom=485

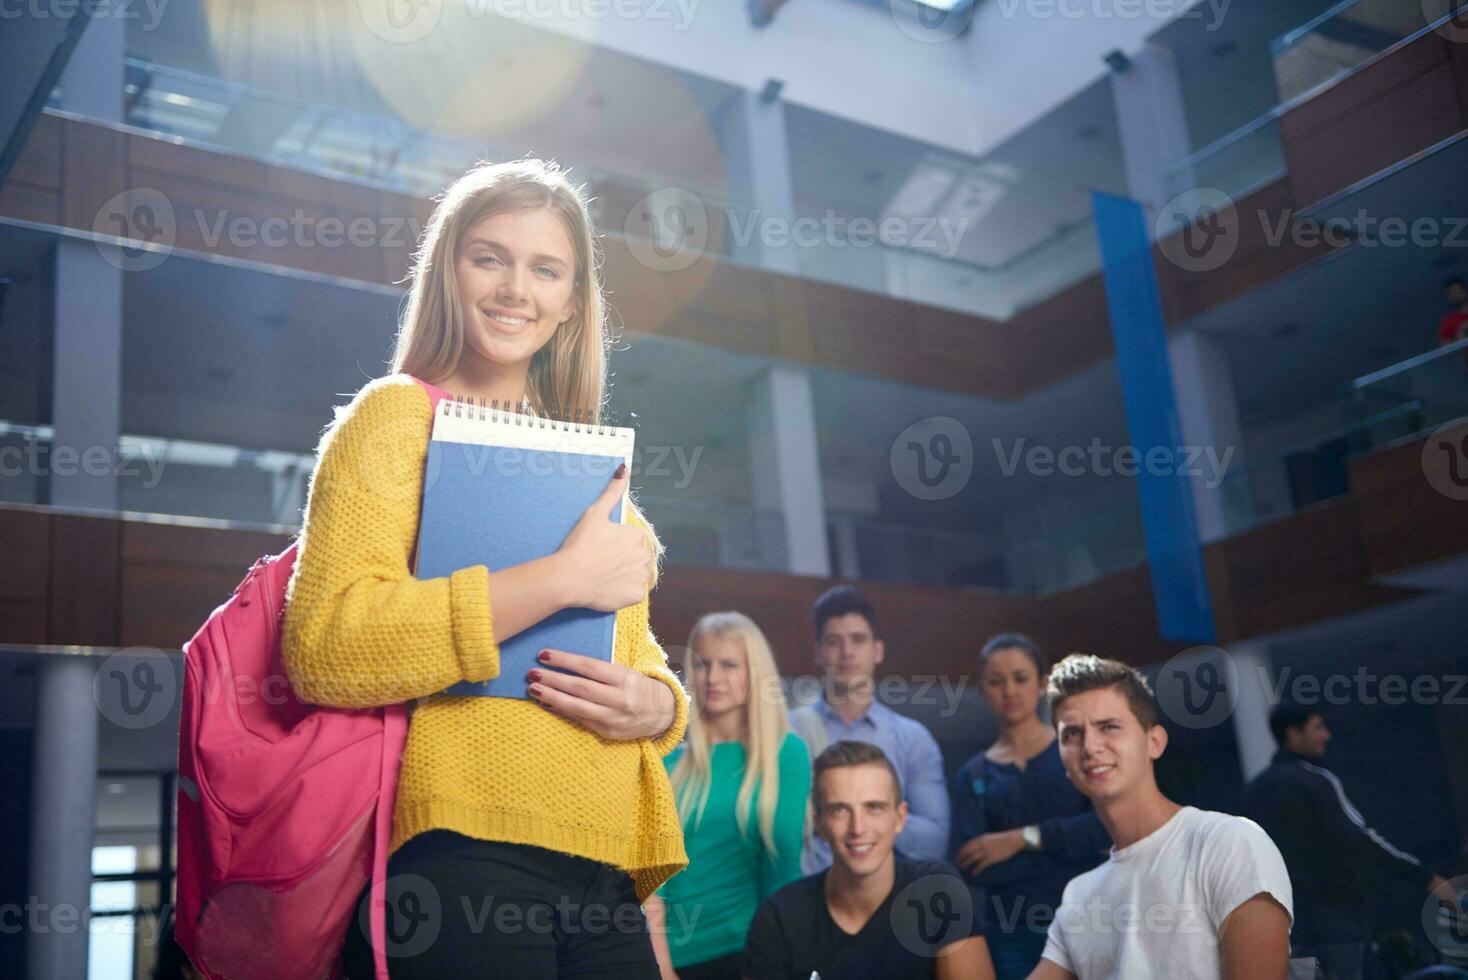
left=1347, top=336, right=1468, bottom=441
left=0, top=421, right=312, bottom=527
left=1217, top=401, right=1429, bottom=536
left=636, top=494, right=788, bottom=572
left=1166, top=0, right=1461, bottom=200
left=1271, top=0, right=1444, bottom=105
left=827, top=504, right=1147, bottom=595
left=1165, top=113, right=1288, bottom=202
left=87, top=58, right=1089, bottom=319
left=2, top=416, right=1155, bottom=591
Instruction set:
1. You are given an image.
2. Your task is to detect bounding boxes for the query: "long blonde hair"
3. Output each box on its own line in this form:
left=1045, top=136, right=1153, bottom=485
left=392, top=158, right=662, bottom=576
left=670, top=612, right=792, bottom=859
left=392, top=157, right=605, bottom=421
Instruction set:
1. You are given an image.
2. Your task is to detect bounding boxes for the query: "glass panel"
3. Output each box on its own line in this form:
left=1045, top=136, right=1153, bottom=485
left=107, top=57, right=1113, bottom=319
left=1347, top=339, right=1468, bottom=445
left=1272, top=0, right=1441, bottom=105
left=0, top=422, right=47, bottom=506
left=1166, top=116, right=1287, bottom=201
left=1167, top=1, right=1458, bottom=202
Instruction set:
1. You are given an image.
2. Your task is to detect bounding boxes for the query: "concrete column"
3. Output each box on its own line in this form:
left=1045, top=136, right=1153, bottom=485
left=830, top=517, right=861, bottom=580
left=715, top=88, right=799, bottom=274
left=27, top=656, right=100, bottom=980
left=746, top=366, right=830, bottom=576
left=1109, top=43, right=1194, bottom=228
left=1168, top=330, right=1246, bottom=543
left=1229, top=641, right=1278, bottom=783
left=50, top=17, right=125, bottom=512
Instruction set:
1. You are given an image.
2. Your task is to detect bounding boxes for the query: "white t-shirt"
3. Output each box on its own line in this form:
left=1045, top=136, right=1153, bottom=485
left=1041, top=806, right=1293, bottom=980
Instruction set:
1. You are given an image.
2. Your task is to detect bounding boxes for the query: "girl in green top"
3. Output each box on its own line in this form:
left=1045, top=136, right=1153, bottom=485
left=646, top=612, right=812, bottom=980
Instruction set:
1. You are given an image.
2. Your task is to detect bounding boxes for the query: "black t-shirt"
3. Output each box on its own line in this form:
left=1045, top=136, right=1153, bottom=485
left=742, top=855, right=980, bottom=980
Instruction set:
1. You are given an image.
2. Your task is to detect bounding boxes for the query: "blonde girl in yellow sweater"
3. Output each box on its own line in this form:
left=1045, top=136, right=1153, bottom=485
left=281, top=158, right=689, bottom=979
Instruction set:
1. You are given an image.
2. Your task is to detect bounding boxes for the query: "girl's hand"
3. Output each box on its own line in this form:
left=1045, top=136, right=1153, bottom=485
left=528, top=649, right=675, bottom=741
left=954, top=830, right=1026, bottom=876
left=554, top=465, right=653, bottom=612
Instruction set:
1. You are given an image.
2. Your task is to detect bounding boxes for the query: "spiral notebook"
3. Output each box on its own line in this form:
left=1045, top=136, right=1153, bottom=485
left=413, top=396, right=637, bottom=699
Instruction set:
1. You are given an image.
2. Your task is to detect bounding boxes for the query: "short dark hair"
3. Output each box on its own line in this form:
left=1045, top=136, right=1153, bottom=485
left=813, top=585, right=879, bottom=641
left=811, top=740, right=901, bottom=811
left=1046, top=653, right=1158, bottom=730
left=980, top=632, right=1047, bottom=674
left=1444, top=277, right=1466, bottom=291
left=1268, top=702, right=1320, bottom=746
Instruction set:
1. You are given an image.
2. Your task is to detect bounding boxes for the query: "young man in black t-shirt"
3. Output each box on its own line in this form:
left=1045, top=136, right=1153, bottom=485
left=743, top=741, right=992, bottom=980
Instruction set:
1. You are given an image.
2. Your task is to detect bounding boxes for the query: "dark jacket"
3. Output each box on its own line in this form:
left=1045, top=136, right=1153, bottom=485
left=1243, top=750, right=1432, bottom=944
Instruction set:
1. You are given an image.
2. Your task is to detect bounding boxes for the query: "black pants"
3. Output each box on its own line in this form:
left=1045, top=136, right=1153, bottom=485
left=342, top=830, right=659, bottom=979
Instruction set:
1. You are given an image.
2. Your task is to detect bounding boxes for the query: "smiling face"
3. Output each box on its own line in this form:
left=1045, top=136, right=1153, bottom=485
left=981, top=647, right=1045, bottom=726
left=454, top=207, right=578, bottom=382
left=814, top=612, right=885, bottom=695
left=815, top=763, right=908, bottom=880
left=1055, top=685, right=1167, bottom=806
left=691, top=632, right=749, bottom=724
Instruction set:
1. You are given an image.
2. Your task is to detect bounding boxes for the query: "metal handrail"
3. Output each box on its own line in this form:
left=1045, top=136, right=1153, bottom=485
left=1350, top=336, right=1468, bottom=391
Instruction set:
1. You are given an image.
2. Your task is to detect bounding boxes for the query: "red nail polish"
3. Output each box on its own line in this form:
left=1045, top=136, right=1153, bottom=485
left=615, top=462, right=627, bottom=479
left=538, top=650, right=551, bottom=663
left=529, top=684, right=544, bottom=699
left=528, top=669, right=542, bottom=683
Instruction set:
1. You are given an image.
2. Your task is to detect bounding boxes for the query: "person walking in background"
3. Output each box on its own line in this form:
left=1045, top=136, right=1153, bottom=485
left=645, top=612, right=810, bottom=980
left=1243, top=703, right=1462, bottom=980
left=950, top=635, right=1109, bottom=980
left=789, top=585, right=950, bottom=873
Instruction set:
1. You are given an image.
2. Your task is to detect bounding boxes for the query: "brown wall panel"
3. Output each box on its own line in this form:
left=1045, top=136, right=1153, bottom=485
left=647, top=564, right=1034, bottom=681
left=0, top=507, right=49, bottom=601
left=1156, top=179, right=1343, bottom=325
left=130, top=133, right=388, bottom=284
left=1350, top=420, right=1468, bottom=576
left=1004, top=276, right=1113, bottom=395
left=60, top=118, right=127, bottom=234
left=118, top=519, right=290, bottom=650
left=1208, top=499, right=1417, bottom=637
left=1280, top=34, right=1466, bottom=207
left=0, top=112, right=63, bottom=226
left=46, top=512, right=121, bottom=646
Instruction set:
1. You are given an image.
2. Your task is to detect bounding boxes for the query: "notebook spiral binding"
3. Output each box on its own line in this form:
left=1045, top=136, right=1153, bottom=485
left=440, top=395, right=638, bottom=434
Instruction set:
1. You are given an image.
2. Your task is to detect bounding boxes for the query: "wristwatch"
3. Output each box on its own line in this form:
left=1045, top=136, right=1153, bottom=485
left=1021, top=824, right=1042, bottom=851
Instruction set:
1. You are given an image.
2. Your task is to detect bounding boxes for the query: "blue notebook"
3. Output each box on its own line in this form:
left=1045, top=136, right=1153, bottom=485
left=413, top=398, right=637, bottom=699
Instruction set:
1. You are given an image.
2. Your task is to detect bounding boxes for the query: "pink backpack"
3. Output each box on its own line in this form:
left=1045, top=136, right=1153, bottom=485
left=176, top=378, right=446, bottom=979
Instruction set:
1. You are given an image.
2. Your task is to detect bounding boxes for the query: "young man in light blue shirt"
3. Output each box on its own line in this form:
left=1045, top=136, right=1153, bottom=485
left=790, top=585, right=950, bottom=873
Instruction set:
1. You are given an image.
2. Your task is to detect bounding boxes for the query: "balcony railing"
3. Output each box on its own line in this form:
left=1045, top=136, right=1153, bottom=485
left=1166, top=0, right=1462, bottom=200
left=40, top=58, right=1097, bottom=319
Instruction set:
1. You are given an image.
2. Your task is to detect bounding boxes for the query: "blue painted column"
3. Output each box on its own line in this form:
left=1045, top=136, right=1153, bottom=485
left=1092, top=191, right=1215, bottom=643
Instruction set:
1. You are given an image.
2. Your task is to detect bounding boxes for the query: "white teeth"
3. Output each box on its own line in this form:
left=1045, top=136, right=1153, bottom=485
left=487, top=311, right=529, bottom=326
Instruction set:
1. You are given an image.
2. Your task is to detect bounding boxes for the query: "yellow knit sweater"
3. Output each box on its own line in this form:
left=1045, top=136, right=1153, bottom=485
left=281, top=374, right=689, bottom=900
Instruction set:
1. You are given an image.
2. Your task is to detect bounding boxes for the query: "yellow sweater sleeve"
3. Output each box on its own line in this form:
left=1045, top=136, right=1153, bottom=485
left=624, top=510, right=688, bottom=756
left=636, top=625, right=689, bottom=757
left=282, top=376, right=499, bottom=707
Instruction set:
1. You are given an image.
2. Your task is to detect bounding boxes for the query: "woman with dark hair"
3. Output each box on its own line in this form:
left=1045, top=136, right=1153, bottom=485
left=949, top=634, right=1110, bottom=980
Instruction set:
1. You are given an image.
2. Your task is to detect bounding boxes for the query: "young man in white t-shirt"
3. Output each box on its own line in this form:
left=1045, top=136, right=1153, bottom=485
left=1027, top=654, right=1294, bottom=980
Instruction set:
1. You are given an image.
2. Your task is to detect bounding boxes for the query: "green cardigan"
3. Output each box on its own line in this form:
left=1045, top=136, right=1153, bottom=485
left=659, top=731, right=812, bottom=967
